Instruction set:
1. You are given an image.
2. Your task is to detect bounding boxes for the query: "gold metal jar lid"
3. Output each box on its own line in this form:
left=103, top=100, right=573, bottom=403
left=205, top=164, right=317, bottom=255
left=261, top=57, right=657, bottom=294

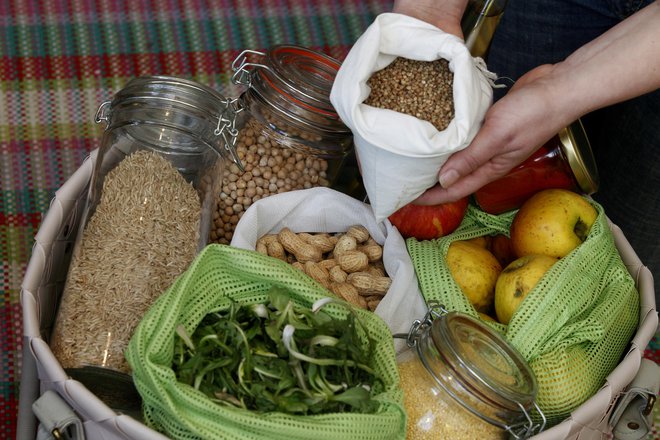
left=558, top=119, right=600, bottom=195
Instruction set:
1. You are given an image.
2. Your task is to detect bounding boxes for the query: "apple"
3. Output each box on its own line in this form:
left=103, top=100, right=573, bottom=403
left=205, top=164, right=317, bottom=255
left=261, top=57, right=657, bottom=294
left=446, top=240, right=502, bottom=313
left=489, top=233, right=516, bottom=267
left=494, top=254, right=558, bottom=324
left=478, top=312, right=497, bottom=323
left=388, top=197, right=469, bottom=240
left=464, top=235, right=492, bottom=249
left=509, top=189, right=598, bottom=258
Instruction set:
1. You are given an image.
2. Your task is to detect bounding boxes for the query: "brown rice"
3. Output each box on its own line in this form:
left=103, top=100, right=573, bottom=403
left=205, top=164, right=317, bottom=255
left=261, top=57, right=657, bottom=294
left=50, top=150, right=200, bottom=374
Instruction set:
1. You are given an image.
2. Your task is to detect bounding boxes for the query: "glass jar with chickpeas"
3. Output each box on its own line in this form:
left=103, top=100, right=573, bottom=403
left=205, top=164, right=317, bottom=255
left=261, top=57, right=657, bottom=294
left=211, top=45, right=354, bottom=244
left=396, top=303, right=546, bottom=440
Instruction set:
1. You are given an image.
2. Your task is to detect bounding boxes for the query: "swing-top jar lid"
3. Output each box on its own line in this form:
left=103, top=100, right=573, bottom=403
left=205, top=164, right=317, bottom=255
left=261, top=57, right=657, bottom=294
left=236, top=45, right=350, bottom=134
left=96, top=75, right=245, bottom=167
left=428, top=311, right=538, bottom=413
left=109, top=75, right=228, bottom=117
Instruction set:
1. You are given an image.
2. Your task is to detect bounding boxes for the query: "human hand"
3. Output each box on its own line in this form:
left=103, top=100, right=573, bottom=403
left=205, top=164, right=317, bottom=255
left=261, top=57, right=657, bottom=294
left=414, top=64, right=579, bottom=205
left=392, top=0, right=468, bottom=38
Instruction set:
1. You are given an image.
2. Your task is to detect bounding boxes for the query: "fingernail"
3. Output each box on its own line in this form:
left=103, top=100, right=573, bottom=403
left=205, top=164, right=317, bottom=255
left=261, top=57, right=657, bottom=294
left=439, top=169, right=459, bottom=188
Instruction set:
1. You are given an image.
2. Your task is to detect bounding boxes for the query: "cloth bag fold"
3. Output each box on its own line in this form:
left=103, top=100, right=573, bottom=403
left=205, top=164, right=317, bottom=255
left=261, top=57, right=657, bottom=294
left=330, top=12, right=494, bottom=222
left=231, top=187, right=427, bottom=350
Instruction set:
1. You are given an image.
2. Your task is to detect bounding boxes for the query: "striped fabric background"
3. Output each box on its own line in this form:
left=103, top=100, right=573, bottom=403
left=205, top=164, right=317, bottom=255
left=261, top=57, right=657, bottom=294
left=1, top=1, right=658, bottom=439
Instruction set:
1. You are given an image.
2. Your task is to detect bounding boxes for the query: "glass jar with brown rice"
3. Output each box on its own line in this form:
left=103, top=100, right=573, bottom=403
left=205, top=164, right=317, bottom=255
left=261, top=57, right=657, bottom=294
left=50, top=76, right=236, bottom=397
left=397, top=304, right=545, bottom=439
left=211, top=45, right=354, bottom=244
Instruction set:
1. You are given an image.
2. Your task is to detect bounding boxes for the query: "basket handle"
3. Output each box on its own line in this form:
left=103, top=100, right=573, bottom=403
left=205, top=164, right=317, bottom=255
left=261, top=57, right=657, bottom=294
left=32, top=390, right=86, bottom=440
left=610, top=358, right=659, bottom=440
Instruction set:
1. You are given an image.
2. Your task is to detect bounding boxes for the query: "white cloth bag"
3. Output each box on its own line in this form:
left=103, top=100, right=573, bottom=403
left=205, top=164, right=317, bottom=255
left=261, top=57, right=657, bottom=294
left=330, top=13, right=494, bottom=222
left=230, top=187, right=427, bottom=350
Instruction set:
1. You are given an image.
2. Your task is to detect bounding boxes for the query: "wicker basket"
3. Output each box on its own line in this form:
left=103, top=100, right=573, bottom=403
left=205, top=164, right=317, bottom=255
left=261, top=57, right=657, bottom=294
left=18, top=151, right=658, bottom=440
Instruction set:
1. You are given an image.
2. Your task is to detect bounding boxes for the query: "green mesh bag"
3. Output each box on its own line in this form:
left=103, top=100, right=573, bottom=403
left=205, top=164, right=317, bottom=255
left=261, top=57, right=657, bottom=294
left=125, top=244, right=405, bottom=440
left=406, top=201, right=639, bottom=426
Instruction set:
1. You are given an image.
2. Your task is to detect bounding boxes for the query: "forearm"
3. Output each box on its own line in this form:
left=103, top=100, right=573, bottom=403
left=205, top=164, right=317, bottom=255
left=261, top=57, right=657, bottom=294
left=549, top=1, right=660, bottom=121
left=392, top=0, right=468, bottom=37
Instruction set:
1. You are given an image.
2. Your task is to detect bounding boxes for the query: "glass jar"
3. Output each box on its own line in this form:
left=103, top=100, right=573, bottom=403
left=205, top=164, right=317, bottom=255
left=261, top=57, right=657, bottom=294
left=397, top=304, right=545, bottom=439
left=211, top=45, right=354, bottom=244
left=461, top=0, right=509, bottom=58
left=474, top=120, right=600, bottom=214
left=50, top=76, right=235, bottom=385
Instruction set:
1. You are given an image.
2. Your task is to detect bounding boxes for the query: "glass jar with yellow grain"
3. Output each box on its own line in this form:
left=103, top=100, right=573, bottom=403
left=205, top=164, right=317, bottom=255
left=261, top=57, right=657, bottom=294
left=397, top=303, right=545, bottom=439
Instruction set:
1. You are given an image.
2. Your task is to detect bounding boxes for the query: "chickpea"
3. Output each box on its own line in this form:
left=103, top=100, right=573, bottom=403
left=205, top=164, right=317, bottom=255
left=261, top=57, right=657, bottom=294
left=212, top=117, right=334, bottom=244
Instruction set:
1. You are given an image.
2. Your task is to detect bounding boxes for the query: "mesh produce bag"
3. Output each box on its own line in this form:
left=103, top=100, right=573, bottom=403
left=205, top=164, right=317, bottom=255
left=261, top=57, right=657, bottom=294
left=405, top=201, right=640, bottom=425
left=125, top=244, right=405, bottom=440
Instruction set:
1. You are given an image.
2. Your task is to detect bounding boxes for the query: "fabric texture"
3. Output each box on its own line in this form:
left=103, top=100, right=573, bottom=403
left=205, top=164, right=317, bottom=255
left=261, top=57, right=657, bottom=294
left=230, top=187, right=427, bottom=352
left=330, top=12, right=494, bottom=222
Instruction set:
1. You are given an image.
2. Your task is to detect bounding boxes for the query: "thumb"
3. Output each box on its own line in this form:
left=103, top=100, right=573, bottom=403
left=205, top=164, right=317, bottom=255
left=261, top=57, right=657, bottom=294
left=438, top=135, right=491, bottom=189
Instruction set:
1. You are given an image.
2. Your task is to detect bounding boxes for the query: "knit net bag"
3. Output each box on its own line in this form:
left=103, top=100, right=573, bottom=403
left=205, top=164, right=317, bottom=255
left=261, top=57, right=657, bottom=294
left=125, top=244, right=405, bottom=440
left=405, top=201, right=639, bottom=425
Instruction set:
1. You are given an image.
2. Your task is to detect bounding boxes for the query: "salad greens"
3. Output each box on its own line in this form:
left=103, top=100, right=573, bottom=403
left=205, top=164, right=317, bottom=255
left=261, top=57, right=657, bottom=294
left=172, top=287, right=383, bottom=415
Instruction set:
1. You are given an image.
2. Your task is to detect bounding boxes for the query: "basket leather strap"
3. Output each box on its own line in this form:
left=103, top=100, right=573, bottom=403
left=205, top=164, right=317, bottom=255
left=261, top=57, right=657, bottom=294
left=32, top=390, right=85, bottom=440
left=610, top=358, right=659, bottom=440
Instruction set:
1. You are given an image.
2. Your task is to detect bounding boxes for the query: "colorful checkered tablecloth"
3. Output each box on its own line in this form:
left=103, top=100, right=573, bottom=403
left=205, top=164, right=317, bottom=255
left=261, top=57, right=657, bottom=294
left=1, top=1, right=658, bottom=439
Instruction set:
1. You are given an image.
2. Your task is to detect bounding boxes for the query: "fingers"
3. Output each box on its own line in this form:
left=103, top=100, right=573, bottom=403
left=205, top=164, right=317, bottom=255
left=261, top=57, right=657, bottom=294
left=435, top=123, right=515, bottom=197
left=414, top=159, right=511, bottom=205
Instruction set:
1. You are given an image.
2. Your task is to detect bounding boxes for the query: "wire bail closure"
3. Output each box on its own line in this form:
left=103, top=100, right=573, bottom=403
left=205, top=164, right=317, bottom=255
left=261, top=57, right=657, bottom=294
left=231, top=49, right=273, bottom=87
left=94, top=101, right=111, bottom=126
left=215, top=97, right=245, bottom=172
left=397, top=301, right=546, bottom=439
left=397, top=300, right=448, bottom=348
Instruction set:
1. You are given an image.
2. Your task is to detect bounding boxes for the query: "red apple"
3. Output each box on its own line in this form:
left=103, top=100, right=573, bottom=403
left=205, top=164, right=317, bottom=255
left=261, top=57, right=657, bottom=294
left=489, top=234, right=517, bottom=267
left=388, top=197, right=469, bottom=240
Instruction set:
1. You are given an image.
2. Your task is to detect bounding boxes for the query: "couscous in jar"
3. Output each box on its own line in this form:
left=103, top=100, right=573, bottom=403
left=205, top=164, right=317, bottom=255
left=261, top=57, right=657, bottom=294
left=397, top=306, right=545, bottom=439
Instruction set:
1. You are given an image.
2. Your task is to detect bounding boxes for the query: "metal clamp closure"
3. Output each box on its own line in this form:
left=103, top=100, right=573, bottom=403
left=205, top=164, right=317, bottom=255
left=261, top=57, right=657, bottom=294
left=231, top=49, right=273, bottom=87
left=94, top=101, right=111, bottom=126
left=403, top=301, right=448, bottom=348
left=215, top=97, right=245, bottom=172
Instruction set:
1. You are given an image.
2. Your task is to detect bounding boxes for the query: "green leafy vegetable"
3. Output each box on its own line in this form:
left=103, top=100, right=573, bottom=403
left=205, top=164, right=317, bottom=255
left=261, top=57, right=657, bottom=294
left=172, top=287, right=382, bottom=415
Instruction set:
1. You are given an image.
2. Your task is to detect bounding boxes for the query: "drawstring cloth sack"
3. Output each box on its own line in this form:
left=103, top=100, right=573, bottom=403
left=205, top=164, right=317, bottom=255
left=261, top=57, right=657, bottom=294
left=230, top=187, right=427, bottom=350
left=330, top=12, right=495, bottom=222
left=405, top=200, right=640, bottom=425
left=125, top=244, right=405, bottom=440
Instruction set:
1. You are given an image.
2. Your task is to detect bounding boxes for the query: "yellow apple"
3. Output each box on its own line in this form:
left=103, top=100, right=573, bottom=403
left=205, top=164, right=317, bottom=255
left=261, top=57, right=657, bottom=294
left=494, top=254, right=558, bottom=324
left=464, top=235, right=491, bottom=249
left=446, top=240, right=502, bottom=312
left=510, top=189, right=598, bottom=258
left=478, top=312, right=497, bottom=323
